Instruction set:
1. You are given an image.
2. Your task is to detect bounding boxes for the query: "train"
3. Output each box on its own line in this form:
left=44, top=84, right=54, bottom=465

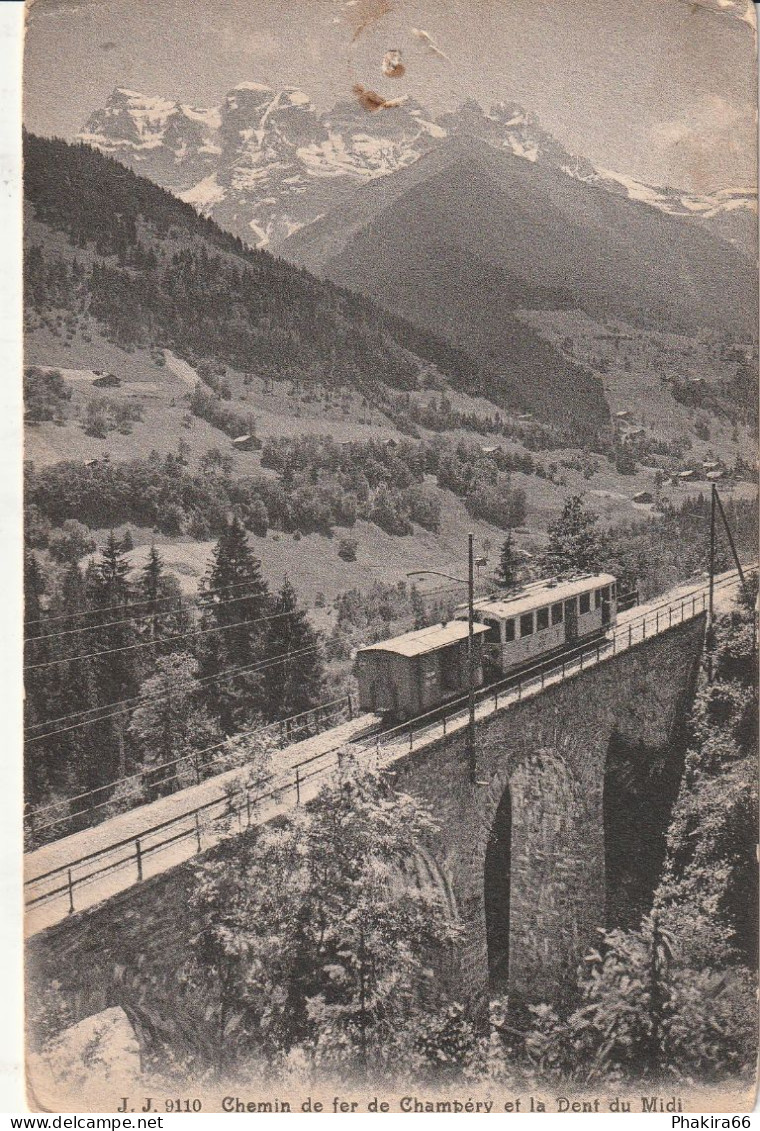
left=355, top=572, right=618, bottom=721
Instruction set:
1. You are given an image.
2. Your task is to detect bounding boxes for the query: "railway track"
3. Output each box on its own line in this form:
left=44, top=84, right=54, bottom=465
left=23, top=567, right=750, bottom=936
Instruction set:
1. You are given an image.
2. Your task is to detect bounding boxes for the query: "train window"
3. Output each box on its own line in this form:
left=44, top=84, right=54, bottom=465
left=611, top=582, right=617, bottom=597
left=601, top=586, right=610, bottom=602
left=520, top=612, right=534, bottom=637
left=595, top=589, right=602, bottom=609
left=551, top=602, right=563, bottom=625
left=504, top=618, right=515, bottom=642
left=536, top=607, right=549, bottom=631
left=484, top=618, right=501, bottom=644
left=579, top=592, right=591, bottom=614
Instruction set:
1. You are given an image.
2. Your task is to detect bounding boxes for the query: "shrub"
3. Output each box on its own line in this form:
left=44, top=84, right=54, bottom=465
left=338, top=537, right=357, bottom=562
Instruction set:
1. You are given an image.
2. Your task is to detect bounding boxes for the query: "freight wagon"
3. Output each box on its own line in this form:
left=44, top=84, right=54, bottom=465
left=355, top=620, right=489, bottom=721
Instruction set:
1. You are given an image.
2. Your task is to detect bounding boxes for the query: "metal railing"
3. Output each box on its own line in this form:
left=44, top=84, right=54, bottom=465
left=24, top=694, right=354, bottom=849
left=24, top=572, right=742, bottom=922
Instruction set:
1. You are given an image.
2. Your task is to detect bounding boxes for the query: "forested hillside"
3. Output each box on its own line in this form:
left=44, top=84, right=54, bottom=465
left=23, top=133, right=607, bottom=436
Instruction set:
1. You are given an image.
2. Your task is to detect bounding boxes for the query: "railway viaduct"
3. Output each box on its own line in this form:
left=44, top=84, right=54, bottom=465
left=27, top=613, right=706, bottom=1034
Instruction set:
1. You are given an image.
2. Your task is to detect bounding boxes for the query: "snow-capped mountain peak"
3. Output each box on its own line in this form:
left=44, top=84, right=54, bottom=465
left=77, top=84, right=757, bottom=254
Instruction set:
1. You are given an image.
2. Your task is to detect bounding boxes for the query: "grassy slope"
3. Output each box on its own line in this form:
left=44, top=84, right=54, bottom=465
left=30, top=311, right=758, bottom=616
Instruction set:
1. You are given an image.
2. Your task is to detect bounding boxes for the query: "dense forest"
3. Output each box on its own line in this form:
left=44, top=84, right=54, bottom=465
left=23, top=132, right=605, bottom=437
left=24, top=435, right=536, bottom=541
left=24, top=518, right=325, bottom=840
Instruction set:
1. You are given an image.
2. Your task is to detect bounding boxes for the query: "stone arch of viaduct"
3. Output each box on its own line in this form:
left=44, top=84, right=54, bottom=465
left=392, top=616, right=705, bottom=1007
left=26, top=617, right=705, bottom=1031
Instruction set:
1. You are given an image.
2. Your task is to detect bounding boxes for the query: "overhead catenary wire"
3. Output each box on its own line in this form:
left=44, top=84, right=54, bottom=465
left=25, top=577, right=477, bottom=671
left=25, top=569, right=746, bottom=847
left=24, top=607, right=308, bottom=672
left=26, top=647, right=304, bottom=732
left=28, top=591, right=307, bottom=644
left=23, top=574, right=272, bottom=630
left=28, top=690, right=352, bottom=822
left=25, top=568, right=472, bottom=633
left=25, top=643, right=324, bottom=743
left=26, top=572, right=745, bottom=857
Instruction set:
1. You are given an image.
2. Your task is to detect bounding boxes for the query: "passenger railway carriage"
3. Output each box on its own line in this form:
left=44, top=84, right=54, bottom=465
left=355, top=573, right=618, bottom=721
left=456, top=572, right=618, bottom=677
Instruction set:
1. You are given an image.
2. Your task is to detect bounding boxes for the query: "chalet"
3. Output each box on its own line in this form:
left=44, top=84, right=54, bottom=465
left=632, top=491, right=654, bottom=504
left=706, top=470, right=726, bottom=482
left=702, top=461, right=721, bottom=473
left=517, top=412, right=534, bottom=422
left=614, top=410, right=632, bottom=421
left=481, top=445, right=500, bottom=455
left=678, top=469, right=699, bottom=483
left=231, top=434, right=262, bottom=452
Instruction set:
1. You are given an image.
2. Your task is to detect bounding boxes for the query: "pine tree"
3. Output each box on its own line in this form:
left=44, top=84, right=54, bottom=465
left=495, top=533, right=518, bottom=589
left=543, top=495, right=606, bottom=576
left=199, top=516, right=269, bottom=627
left=140, top=544, right=163, bottom=610
left=91, top=529, right=132, bottom=608
left=197, top=516, right=271, bottom=731
left=263, top=578, right=324, bottom=722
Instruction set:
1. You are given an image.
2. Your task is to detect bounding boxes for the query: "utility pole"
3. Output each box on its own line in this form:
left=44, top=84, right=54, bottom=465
left=712, top=484, right=757, bottom=653
left=407, top=532, right=479, bottom=784
left=467, top=531, right=476, bottom=783
left=707, top=484, right=716, bottom=682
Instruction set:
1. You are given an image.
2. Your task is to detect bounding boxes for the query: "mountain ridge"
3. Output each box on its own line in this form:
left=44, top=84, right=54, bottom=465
left=77, top=84, right=758, bottom=255
left=279, top=133, right=757, bottom=348
left=23, top=132, right=608, bottom=436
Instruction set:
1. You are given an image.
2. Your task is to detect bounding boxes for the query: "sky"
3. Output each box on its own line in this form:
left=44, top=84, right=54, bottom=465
left=22, top=0, right=758, bottom=193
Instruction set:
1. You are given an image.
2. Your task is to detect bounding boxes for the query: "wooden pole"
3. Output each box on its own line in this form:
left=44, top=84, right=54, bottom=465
left=468, top=532, right=476, bottom=783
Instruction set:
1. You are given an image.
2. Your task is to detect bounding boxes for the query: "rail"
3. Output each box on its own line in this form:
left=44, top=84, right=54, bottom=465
left=24, top=572, right=742, bottom=920
left=24, top=694, right=355, bottom=849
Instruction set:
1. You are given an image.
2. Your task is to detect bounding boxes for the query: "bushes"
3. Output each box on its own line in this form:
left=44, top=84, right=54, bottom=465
left=188, top=383, right=257, bottom=440
left=81, top=396, right=143, bottom=437
left=371, top=488, right=413, bottom=536
left=47, top=519, right=95, bottom=564
left=524, top=916, right=757, bottom=1083
left=402, top=484, right=441, bottom=532
left=24, top=367, right=71, bottom=423
left=337, top=537, right=357, bottom=562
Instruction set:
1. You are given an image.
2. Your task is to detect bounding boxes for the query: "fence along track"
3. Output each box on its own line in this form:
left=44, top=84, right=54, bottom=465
left=24, top=573, right=742, bottom=923
left=24, top=695, right=355, bottom=847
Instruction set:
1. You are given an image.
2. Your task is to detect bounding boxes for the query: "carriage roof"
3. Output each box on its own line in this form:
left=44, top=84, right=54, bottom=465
left=461, top=573, right=617, bottom=622
left=357, top=619, right=490, bottom=658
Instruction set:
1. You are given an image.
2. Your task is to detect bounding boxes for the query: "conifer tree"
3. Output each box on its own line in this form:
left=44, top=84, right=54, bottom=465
left=198, top=516, right=270, bottom=731
left=263, top=578, right=324, bottom=722
left=140, top=544, right=163, bottom=610
left=543, top=495, right=606, bottom=576
left=495, top=533, right=518, bottom=589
